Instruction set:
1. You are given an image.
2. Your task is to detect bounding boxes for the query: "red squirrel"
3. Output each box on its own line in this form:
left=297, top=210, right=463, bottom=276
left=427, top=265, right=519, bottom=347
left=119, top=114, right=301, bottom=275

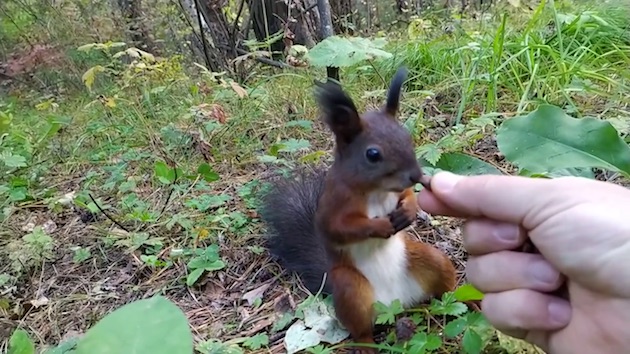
left=260, top=67, right=457, bottom=353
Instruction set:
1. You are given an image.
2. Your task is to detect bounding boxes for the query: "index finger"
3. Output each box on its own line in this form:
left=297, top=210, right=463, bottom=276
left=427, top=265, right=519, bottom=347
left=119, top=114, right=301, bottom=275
left=417, top=172, right=585, bottom=228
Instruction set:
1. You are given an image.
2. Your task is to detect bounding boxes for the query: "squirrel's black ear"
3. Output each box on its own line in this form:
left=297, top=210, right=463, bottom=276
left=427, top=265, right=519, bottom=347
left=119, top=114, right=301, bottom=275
left=314, top=80, right=363, bottom=144
left=383, top=66, right=408, bottom=117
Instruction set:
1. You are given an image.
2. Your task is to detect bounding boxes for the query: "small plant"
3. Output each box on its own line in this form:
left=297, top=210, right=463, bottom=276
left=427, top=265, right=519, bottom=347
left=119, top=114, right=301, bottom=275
left=7, top=226, right=55, bottom=273
left=71, top=246, right=92, bottom=264
left=186, top=244, right=226, bottom=286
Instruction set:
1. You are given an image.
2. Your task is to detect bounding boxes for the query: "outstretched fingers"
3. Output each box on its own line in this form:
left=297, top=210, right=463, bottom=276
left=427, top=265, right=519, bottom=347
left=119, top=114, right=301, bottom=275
left=481, top=289, right=572, bottom=333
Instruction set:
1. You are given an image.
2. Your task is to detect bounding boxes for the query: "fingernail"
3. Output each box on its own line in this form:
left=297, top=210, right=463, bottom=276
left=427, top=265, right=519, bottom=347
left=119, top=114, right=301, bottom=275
left=548, top=299, right=571, bottom=326
left=494, top=223, right=519, bottom=242
left=432, top=172, right=464, bottom=193
left=530, top=260, right=560, bottom=285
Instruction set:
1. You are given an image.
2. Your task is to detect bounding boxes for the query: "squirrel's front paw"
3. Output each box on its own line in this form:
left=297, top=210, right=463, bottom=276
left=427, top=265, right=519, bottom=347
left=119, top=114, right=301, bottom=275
left=388, top=205, right=416, bottom=233
left=372, top=218, right=396, bottom=238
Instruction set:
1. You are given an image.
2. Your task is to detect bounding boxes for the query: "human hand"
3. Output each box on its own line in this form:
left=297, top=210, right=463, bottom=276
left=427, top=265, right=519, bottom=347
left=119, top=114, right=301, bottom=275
left=417, top=172, right=630, bottom=354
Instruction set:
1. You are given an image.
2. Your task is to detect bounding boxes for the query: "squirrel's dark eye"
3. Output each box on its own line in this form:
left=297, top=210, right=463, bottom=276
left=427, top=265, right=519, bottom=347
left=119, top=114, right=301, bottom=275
left=365, top=148, right=382, bottom=163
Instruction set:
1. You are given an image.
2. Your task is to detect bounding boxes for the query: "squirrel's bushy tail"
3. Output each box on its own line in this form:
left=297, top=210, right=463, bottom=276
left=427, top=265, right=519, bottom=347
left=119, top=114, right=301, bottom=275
left=259, top=168, right=332, bottom=294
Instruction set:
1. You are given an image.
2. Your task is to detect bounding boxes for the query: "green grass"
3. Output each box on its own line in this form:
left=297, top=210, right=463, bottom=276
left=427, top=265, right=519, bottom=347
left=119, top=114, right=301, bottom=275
left=2, top=0, right=630, bottom=353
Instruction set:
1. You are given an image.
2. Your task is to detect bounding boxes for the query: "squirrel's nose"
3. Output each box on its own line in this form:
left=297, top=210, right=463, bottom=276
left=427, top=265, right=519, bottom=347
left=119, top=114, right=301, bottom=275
left=408, top=167, right=423, bottom=185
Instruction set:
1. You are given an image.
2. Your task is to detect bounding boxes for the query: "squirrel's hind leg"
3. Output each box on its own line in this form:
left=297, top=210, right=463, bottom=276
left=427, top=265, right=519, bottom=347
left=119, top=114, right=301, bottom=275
left=405, top=239, right=458, bottom=298
left=330, top=264, right=380, bottom=354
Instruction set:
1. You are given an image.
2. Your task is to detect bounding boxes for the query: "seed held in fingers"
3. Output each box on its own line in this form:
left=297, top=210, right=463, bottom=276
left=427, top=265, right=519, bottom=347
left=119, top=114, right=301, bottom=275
left=420, top=175, right=433, bottom=192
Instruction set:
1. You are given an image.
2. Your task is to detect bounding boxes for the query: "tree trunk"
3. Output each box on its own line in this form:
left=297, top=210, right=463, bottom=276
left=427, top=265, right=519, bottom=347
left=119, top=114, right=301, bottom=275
left=315, top=0, right=338, bottom=81
left=196, top=0, right=241, bottom=75
left=329, top=0, right=353, bottom=34
left=117, top=0, right=159, bottom=54
left=247, top=0, right=319, bottom=59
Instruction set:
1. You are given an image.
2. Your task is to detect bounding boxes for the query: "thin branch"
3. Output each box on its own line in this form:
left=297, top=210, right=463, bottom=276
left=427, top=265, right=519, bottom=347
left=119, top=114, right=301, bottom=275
left=217, top=43, right=292, bottom=68
left=193, top=0, right=213, bottom=69
left=230, top=0, right=246, bottom=39
left=88, top=193, right=130, bottom=232
left=156, top=165, right=178, bottom=221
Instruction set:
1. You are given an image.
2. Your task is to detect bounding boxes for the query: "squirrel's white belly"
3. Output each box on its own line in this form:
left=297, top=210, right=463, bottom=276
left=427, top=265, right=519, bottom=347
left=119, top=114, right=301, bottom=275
left=348, top=235, right=427, bottom=307
left=346, top=191, right=428, bottom=308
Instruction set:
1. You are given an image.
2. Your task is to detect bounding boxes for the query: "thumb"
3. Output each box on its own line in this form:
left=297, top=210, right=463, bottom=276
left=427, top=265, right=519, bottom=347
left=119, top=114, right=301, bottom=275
left=418, top=171, right=581, bottom=227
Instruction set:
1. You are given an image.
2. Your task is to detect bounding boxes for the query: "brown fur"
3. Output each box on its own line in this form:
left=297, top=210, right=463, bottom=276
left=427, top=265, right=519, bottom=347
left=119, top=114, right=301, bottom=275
left=406, top=240, right=458, bottom=297
left=261, top=68, right=457, bottom=354
left=313, top=71, right=456, bottom=352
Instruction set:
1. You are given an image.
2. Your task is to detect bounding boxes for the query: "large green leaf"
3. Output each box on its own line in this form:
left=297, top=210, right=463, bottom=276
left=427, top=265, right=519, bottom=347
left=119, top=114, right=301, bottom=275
left=306, top=36, right=392, bottom=68
left=420, top=152, right=502, bottom=176
left=496, top=105, right=630, bottom=177
left=71, top=295, right=193, bottom=354
left=8, top=329, right=35, bottom=354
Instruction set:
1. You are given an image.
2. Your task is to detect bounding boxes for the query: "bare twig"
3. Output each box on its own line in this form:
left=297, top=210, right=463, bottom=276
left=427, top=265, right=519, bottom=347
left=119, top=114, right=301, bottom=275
left=88, top=193, right=130, bottom=232
left=193, top=0, right=213, bottom=69
left=156, top=164, right=178, bottom=221
left=230, top=0, right=246, bottom=39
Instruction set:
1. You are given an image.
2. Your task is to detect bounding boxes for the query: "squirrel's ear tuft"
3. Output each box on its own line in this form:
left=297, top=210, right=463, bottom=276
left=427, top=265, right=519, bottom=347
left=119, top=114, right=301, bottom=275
left=384, top=66, right=408, bottom=117
left=314, top=79, right=363, bottom=144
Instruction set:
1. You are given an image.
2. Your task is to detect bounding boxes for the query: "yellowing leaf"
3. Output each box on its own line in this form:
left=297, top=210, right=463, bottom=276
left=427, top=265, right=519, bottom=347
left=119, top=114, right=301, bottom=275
left=507, top=0, right=521, bottom=7
left=104, top=41, right=127, bottom=49
left=112, top=50, right=127, bottom=59
left=35, top=99, right=57, bottom=111
left=100, top=96, right=116, bottom=108
left=77, top=43, right=99, bottom=52
left=127, top=48, right=156, bottom=62
left=82, top=65, right=105, bottom=91
left=229, top=81, right=248, bottom=98
left=496, top=331, right=543, bottom=353
left=196, top=228, right=210, bottom=240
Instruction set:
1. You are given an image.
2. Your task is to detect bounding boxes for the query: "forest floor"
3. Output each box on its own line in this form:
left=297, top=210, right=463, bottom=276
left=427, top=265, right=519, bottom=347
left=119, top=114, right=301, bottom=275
left=0, top=67, right=540, bottom=354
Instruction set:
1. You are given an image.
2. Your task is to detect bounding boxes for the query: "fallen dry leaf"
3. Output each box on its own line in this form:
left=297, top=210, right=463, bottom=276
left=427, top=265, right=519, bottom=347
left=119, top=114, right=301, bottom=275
left=195, top=103, right=227, bottom=124
left=229, top=81, right=248, bottom=98
left=30, top=296, right=49, bottom=308
left=42, top=220, right=57, bottom=234
left=242, top=283, right=270, bottom=306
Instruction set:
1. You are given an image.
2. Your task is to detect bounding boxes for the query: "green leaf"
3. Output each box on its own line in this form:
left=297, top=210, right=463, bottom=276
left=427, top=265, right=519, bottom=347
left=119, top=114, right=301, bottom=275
left=185, top=194, right=230, bottom=211
left=416, top=144, right=442, bottom=165
left=274, top=138, right=311, bottom=154
left=462, top=328, right=483, bottom=354
left=9, top=187, right=27, bottom=201
left=2, top=153, right=27, bottom=168
left=186, top=268, right=205, bottom=286
left=0, top=110, right=13, bottom=135
left=453, top=283, right=485, bottom=302
left=9, top=329, right=35, bottom=354
left=197, top=163, right=220, bottom=182
left=72, top=247, right=92, bottom=264
left=496, top=105, right=630, bottom=177
left=374, top=300, right=404, bottom=325
left=154, top=161, right=177, bottom=184
left=187, top=245, right=225, bottom=286
left=44, top=337, right=80, bottom=354
left=408, top=332, right=442, bottom=353
left=285, top=120, right=313, bottom=130
left=444, top=318, right=467, bottom=338
left=72, top=296, right=193, bottom=354
left=425, top=333, right=442, bottom=351
left=306, top=36, right=392, bottom=68
left=465, top=312, right=489, bottom=328
left=518, top=167, right=595, bottom=179
left=196, top=340, right=244, bottom=354
left=429, top=292, right=468, bottom=316
left=421, top=152, right=502, bottom=176
left=242, top=333, right=269, bottom=350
